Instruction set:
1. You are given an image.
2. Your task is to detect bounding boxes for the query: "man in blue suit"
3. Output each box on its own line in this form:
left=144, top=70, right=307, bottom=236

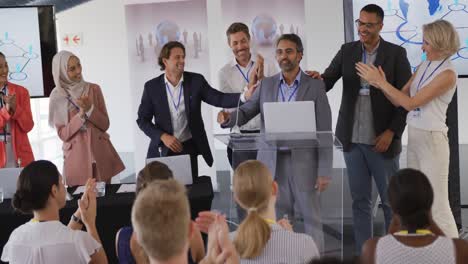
left=137, top=41, right=256, bottom=181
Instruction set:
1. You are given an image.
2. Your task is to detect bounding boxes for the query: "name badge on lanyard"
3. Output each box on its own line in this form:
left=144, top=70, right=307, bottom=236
left=411, top=58, right=447, bottom=119
left=410, top=108, right=421, bottom=118
left=359, top=51, right=371, bottom=96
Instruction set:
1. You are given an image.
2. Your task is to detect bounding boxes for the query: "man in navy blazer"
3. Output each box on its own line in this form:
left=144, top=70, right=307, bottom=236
left=137, top=41, right=256, bottom=181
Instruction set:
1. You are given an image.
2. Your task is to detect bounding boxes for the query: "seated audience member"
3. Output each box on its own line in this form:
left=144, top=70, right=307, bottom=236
left=1, top=160, right=107, bottom=264
left=360, top=168, right=468, bottom=264
left=115, top=161, right=204, bottom=264
left=132, top=179, right=239, bottom=264
left=196, top=160, right=320, bottom=264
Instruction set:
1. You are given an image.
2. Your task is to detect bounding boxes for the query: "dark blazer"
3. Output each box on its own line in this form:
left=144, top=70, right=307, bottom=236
left=322, top=38, right=412, bottom=158
left=137, top=71, right=241, bottom=166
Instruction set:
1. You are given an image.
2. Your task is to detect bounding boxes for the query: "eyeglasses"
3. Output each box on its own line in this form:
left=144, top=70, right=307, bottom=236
left=355, top=19, right=381, bottom=29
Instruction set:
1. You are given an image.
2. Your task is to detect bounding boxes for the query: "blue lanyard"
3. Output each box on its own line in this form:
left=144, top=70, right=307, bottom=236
left=235, top=61, right=254, bottom=83
left=279, top=81, right=299, bottom=102
left=165, top=82, right=184, bottom=111
left=362, top=50, right=367, bottom=64
left=0, top=85, right=7, bottom=141
left=1, top=84, right=7, bottom=96
left=66, top=95, right=80, bottom=111
left=0, top=84, right=6, bottom=108
left=416, top=59, right=447, bottom=91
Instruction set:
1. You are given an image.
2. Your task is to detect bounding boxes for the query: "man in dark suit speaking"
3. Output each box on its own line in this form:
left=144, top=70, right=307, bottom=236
left=137, top=41, right=256, bottom=181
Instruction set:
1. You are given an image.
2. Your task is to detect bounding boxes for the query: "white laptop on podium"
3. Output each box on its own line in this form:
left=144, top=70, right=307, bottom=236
left=146, top=154, right=193, bottom=185
left=0, top=168, right=23, bottom=199
left=263, top=101, right=316, bottom=141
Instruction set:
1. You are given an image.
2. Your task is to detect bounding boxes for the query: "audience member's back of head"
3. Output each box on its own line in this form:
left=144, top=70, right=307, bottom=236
left=233, top=160, right=273, bottom=259
left=136, top=161, right=173, bottom=195
left=132, top=179, right=190, bottom=262
left=12, top=160, right=60, bottom=214
left=388, top=168, right=434, bottom=232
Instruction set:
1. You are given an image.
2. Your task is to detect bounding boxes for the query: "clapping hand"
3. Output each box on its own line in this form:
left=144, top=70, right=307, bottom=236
left=355, top=62, right=387, bottom=88
left=3, top=94, right=16, bottom=113
left=200, top=214, right=240, bottom=264
left=76, top=95, right=92, bottom=117
left=255, top=54, right=265, bottom=80
left=78, top=178, right=97, bottom=227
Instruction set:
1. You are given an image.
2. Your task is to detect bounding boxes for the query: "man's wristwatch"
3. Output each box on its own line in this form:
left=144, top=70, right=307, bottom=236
left=71, top=214, right=84, bottom=225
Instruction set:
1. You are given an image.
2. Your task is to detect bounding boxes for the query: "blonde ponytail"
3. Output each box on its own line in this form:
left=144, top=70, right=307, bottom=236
left=233, top=160, right=274, bottom=259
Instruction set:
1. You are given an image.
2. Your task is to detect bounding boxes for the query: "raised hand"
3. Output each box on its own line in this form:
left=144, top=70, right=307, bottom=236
left=195, top=210, right=218, bottom=234
left=78, top=178, right=97, bottom=228
left=255, top=54, right=265, bottom=80
left=355, top=62, right=387, bottom=88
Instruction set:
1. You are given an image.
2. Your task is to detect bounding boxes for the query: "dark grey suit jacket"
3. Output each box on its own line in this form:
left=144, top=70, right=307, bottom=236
left=322, top=39, right=412, bottom=158
left=225, top=71, right=333, bottom=187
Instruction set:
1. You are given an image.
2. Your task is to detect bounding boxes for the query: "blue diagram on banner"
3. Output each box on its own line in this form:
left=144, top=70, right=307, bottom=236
left=356, top=0, right=468, bottom=73
left=0, top=32, right=39, bottom=81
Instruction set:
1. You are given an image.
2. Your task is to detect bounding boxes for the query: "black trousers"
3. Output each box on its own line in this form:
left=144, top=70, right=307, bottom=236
left=167, top=139, right=199, bottom=183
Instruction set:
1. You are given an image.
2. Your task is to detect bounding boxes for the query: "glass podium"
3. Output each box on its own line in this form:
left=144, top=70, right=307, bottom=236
left=215, top=132, right=346, bottom=258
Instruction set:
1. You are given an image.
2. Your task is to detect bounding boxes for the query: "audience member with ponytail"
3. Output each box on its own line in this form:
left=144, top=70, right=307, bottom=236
left=360, top=168, right=468, bottom=264
left=197, top=160, right=319, bottom=263
left=1, top=160, right=108, bottom=264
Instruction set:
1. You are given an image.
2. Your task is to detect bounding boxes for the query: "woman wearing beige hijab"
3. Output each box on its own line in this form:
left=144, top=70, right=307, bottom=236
left=49, top=50, right=124, bottom=186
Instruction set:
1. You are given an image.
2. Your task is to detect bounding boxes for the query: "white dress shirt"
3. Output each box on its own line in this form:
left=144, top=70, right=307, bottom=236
left=1, top=221, right=101, bottom=264
left=218, top=57, right=278, bottom=131
left=164, top=74, right=192, bottom=142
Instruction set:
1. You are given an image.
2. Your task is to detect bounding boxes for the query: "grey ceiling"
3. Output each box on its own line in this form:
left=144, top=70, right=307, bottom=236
left=0, top=0, right=93, bottom=13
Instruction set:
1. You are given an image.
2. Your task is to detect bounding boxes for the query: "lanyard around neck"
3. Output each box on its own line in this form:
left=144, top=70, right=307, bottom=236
left=165, top=82, right=184, bottom=111
left=235, top=61, right=254, bottom=83
left=416, top=59, right=447, bottom=92
left=66, top=95, right=80, bottom=111
left=394, top=229, right=434, bottom=236
left=279, top=80, right=299, bottom=102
